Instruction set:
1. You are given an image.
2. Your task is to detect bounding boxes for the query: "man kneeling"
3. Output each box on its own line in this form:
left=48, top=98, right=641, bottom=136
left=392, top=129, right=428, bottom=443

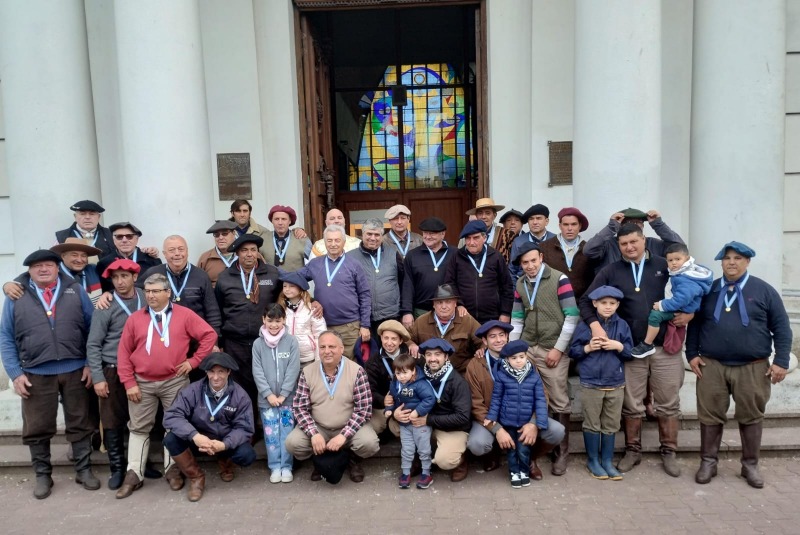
left=162, top=353, right=256, bottom=502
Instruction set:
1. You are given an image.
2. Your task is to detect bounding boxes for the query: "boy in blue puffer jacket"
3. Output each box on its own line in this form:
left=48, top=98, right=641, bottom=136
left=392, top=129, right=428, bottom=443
left=631, top=243, right=713, bottom=357
left=485, top=340, right=549, bottom=488
left=570, top=285, right=633, bottom=480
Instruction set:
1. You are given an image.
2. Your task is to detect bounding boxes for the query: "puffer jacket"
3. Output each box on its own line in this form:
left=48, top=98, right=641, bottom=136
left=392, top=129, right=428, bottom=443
left=660, top=258, right=713, bottom=313
left=486, top=363, right=549, bottom=429
left=569, top=312, right=633, bottom=388
left=285, top=300, right=327, bottom=364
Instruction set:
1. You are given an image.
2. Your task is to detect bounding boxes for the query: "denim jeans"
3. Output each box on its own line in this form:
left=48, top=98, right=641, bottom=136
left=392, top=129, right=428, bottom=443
left=261, top=406, right=295, bottom=471
left=502, top=425, right=531, bottom=476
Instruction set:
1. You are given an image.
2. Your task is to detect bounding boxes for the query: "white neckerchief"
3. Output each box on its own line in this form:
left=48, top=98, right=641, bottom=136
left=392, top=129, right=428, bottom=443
left=146, top=306, right=171, bottom=354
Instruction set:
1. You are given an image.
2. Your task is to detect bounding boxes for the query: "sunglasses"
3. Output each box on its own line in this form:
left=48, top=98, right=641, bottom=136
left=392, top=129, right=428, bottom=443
left=212, top=231, right=233, bottom=238
left=114, top=233, right=137, bottom=241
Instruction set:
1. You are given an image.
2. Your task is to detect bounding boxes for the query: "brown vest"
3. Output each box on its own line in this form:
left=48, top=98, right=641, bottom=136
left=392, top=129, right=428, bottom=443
left=303, top=358, right=360, bottom=430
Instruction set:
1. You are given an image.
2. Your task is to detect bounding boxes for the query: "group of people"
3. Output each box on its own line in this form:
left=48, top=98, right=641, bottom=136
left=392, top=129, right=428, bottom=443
left=0, top=196, right=792, bottom=500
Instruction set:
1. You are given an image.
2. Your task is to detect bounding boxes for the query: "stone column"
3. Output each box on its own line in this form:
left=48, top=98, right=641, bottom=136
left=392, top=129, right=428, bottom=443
left=114, top=0, right=214, bottom=257
left=689, top=1, right=785, bottom=287
left=572, top=0, right=661, bottom=232
left=0, top=0, right=101, bottom=259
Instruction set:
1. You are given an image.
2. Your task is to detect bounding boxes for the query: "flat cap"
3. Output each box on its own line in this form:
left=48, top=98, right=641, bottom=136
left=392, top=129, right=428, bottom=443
left=557, top=207, right=589, bottom=232
left=206, top=220, right=238, bottom=234
left=419, top=338, right=455, bottom=355
left=523, top=204, right=550, bottom=220
left=714, top=241, right=756, bottom=261
left=619, top=208, right=647, bottom=220
left=499, top=209, right=524, bottom=225
left=70, top=200, right=105, bottom=213
left=384, top=204, right=411, bottom=220
left=230, top=233, right=264, bottom=252
left=109, top=222, right=143, bottom=237
left=102, top=258, right=141, bottom=278
left=587, top=285, right=624, bottom=301
left=418, top=217, right=446, bottom=232
left=459, top=220, right=487, bottom=239
left=475, top=320, right=514, bottom=339
left=269, top=205, right=297, bottom=226
left=199, top=352, right=240, bottom=372
left=23, top=249, right=62, bottom=267
left=279, top=271, right=310, bottom=292
left=500, top=340, right=530, bottom=359
left=511, top=242, right=542, bottom=266
left=377, top=319, right=410, bottom=342
left=51, top=237, right=102, bottom=257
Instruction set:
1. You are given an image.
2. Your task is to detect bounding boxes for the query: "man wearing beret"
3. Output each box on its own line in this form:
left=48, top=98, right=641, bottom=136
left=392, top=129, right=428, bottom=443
left=382, top=204, right=423, bottom=259
left=466, top=320, right=566, bottom=479
left=509, top=204, right=557, bottom=281
left=539, top=207, right=596, bottom=299
left=400, top=217, right=456, bottom=329
left=579, top=224, right=692, bottom=477
left=96, top=222, right=162, bottom=292
left=260, top=204, right=312, bottom=272
left=445, top=220, right=514, bottom=325
left=162, top=352, right=256, bottom=501
left=197, top=220, right=239, bottom=287
left=115, top=273, right=217, bottom=499
left=392, top=338, right=473, bottom=481
left=510, top=242, right=579, bottom=475
left=54, top=199, right=115, bottom=258
left=286, top=331, right=379, bottom=483
left=583, top=207, right=685, bottom=273
left=86, top=258, right=146, bottom=490
left=0, top=249, right=97, bottom=499
left=499, top=209, right=525, bottom=262
left=462, top=197, right=511, bottom=252
left=686, top=242, right=793, bottom=488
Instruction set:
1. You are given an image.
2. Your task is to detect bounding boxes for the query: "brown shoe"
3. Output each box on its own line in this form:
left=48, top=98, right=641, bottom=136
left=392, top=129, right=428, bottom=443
left=451, top=453, right=469, bottom=482
left=482, top=446, right=501, bottom=472
left=115, top=470, right=143, bottom=499
left=310, top=468, right=322, bottom=481
left=529, top=439, right=555, bottom=481
left=171, top=449, right=205, bottom=502
left=165, top=463, right=185, bottom=491
left=551, top=413, right=571, bottom=476
left=348, top=453, right=365, bottom=483
left=218, top=458, right=235, bottom=483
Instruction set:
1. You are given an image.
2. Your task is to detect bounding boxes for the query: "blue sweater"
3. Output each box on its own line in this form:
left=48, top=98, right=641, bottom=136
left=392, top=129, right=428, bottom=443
left=569, top=313, right=633, bottom=388
left=295, top=254, right=371, bottom=327
left=686, top=274, right=793, bottom=368
left=486, top=364, right=549, bottom=430
left=386, top=367, right=436, bottom=423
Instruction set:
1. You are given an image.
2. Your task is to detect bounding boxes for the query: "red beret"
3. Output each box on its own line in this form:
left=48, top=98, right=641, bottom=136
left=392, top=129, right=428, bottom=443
left=102, top=258, right=141, bottom=278
left=268, top=205, right=297, bottom=226
left=557, top=207, right=589, bottom=232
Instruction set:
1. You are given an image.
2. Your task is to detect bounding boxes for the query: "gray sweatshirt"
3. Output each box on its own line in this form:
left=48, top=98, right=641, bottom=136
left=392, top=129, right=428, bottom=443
left=251, top=331, right=301, bottom=409
left=86, top=289, right=146, bottom=385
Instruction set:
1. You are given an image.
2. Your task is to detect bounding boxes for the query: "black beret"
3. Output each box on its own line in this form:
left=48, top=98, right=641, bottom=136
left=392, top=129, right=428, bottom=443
left=511, top=242, right=542, bottom=266
left=23, top=249, right=62, bottom=267
left=418, top=217, right=447, bottom=232
left=199, top=352, right=239, bottom=372
left=70, top=200, right=105, bottom=213
left=109, top=222, right=143, bottom=237
left=523, top=204, right=550, bottom=220
left=230, top=233, right=264, bottom=252
left=499, top=209, right=524, bottom=224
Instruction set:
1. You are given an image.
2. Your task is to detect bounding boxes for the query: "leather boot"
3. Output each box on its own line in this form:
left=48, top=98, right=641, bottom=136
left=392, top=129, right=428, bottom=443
left=171, top=449, right=205, bottom=502
left=30, top=442, right=53, bottom=500
left=348, top=452, right=365, bottom=483
left=72, top=436, right=101, bottom=490
left=529, top=439, right=556, bottom=481
left=551, top=413, right=571, bottom=476
left=165, top=462, right=185, bottom=491
left=583, top=431, right=608, bottom=479
left=600, top=433, right=622, bottom=480
left=115, top=470, right=143, bottom=499
left=104, top=428, right=127, bottom=490
left=218, top=457, right=235, bottom=482
left=481, top=444, right=502, bottom=472
left=739, top=422, right=764, bottom=489
left=451, top=453, right=469, bottom=482
left=658, top=416, right=681, bottom=477
left=616, top=417, right=642, bottom=472
left=695, top=423, right=723, bottom=484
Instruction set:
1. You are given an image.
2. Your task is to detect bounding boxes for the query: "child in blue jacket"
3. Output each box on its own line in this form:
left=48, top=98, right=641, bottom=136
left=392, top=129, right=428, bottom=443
left=632, top=243, right=713, bottom=357
left=485, top=340, right=549, bottom=488
left=384, top=353, right=436, bottom=490
left=570, top=285, right=633, bottom=481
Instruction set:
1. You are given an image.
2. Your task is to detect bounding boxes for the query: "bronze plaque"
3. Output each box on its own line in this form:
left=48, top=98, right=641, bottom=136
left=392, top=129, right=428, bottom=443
left=217, top=153, right=252, bottom=200
left=548, top=141, right=572, bottom=187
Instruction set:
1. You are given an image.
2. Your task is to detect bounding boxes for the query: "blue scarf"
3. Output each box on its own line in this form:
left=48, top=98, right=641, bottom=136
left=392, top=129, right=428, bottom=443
left=713, top=274, right=749, bottom=326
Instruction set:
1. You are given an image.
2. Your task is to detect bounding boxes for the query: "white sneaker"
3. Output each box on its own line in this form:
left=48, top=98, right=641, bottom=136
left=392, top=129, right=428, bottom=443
left=281, top=468, right=294, bottom=483
left=270, top=469, right=282, bottom=484
left=510, top=473, right=522, bottom=489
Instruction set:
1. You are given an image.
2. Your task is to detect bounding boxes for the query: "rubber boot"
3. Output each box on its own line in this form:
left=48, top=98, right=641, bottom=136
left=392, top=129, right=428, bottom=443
left=582, top=431, right=608, bottom=480
left=529, top=439, right=556, bottom=481
left=30, top=442, right=54, bottom=500
left=171, top=449, right=205, bottom=502
left=104, top=428, right=128, bottom=490
left=600, top=433, right=623, bottom=480
left=616, top=417, right=642, bottom=472
left=348, top=452, right=365, bottom=483
left=695, top=423, right=723, bottom=484
left=658, top=416, right=681, bottom=477
left=739, top=422, right=764, bottom=489
left=551, top=413, right=571, bottom=476
left=72, top=436, right=101, bottom=490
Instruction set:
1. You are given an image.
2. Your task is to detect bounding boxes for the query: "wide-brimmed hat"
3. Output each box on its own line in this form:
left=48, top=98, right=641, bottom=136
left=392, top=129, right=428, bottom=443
left=51, top=237, right=102, bottom=257
left=466, top=197, right=505, bottom=216
left=431, top=284, right=459, bottom=302
left=557, top=207, right=589, bottom=232
left=377, top=319, right=410, bottom=342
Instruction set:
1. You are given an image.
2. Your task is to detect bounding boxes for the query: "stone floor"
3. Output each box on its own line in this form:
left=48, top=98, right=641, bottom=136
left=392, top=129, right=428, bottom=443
left=1, top=453, right=798, bottom=534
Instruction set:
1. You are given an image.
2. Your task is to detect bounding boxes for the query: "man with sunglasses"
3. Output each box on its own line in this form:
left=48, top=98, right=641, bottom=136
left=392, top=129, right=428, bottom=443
left=198, top=220, right=239, bottom=287
left=96, top=222, right=162, bottom=292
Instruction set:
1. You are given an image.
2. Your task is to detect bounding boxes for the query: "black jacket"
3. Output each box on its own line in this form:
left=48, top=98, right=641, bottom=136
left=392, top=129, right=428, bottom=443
left=401, top=244, right=455, bottom=313
left=215, top=261, right=282, bottom=342
left=97, top=249, right=162, bottom=292
left=445, top=246, right=514, bottom=323
left=364, top=344, right=413, bottom=409
left=427, top=368, right=472, bottom=432
left=55, top=223, right=115, bottom=258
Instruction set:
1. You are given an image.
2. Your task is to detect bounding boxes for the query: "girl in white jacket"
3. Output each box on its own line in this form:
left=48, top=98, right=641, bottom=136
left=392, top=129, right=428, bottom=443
left=278, top=272, right=327, bottom=367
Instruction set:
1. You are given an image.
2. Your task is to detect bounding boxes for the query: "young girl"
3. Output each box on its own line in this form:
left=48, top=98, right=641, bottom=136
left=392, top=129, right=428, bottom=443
left=278, top=272, right=327, bottom=367
left=252, top=303, right=301, bottom=484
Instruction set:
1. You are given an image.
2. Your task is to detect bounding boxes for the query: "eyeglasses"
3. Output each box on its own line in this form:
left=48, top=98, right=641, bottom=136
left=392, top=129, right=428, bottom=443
left=114, top=233, right=137, bottom=241
left=212, top=231, right=232, bottom=238
left=144, top=289, right=168, bottom=295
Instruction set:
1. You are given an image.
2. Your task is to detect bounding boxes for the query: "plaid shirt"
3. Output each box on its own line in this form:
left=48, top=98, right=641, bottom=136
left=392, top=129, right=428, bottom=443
left=293, top=362, right=372, bottom=438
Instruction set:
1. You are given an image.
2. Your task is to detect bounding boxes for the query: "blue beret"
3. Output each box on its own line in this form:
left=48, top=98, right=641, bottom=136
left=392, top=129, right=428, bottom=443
left=714, top=241, right=756, bottom=261
left=279, top=271, right=310, bottom=292
left=511, top=242, right=542, bottom=265
left=587, top=285, right=624, bottom=301
left=500, top=340, right=530, bottom=359
left=459, top=220, right=488, bottom=239
left=475, top=320, right=513, bottom=338
left=418, top=338, right=455, bottom=355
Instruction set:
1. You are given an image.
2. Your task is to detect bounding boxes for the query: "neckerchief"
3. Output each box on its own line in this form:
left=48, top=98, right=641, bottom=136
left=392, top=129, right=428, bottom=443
left=558, top=234, right=581, bottom=271
left=31, top=278, right=61, bottom=323
left=424, top=360, right=453, bottom=403
left=434, top=314, right=454, bottom=337
left=713, top=273, right=750, bottom=326
left=146, top=307, right=171, bottom=354
left=501, top=358, right=532, bottom=384
left=273, top=232, right=290, bottom=265
left=215, top=246, right=234, bottom=268
left=60, top=262, right=87, bottom=291
left=73, top=227, right=98, bottom=247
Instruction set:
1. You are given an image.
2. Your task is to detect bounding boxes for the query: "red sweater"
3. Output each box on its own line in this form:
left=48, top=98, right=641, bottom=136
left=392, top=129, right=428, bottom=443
left=118, top=304, right=217, bottom=389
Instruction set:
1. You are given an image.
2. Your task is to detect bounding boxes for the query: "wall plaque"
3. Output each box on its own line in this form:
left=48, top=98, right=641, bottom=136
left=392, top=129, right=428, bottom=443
left=217, top=153, right=252, bottom=200
left=548, top=141, right=572, bottom=187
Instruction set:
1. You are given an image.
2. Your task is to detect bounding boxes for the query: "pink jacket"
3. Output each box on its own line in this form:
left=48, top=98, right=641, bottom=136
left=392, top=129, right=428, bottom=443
left=285, top=301, right=327, bottom=364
